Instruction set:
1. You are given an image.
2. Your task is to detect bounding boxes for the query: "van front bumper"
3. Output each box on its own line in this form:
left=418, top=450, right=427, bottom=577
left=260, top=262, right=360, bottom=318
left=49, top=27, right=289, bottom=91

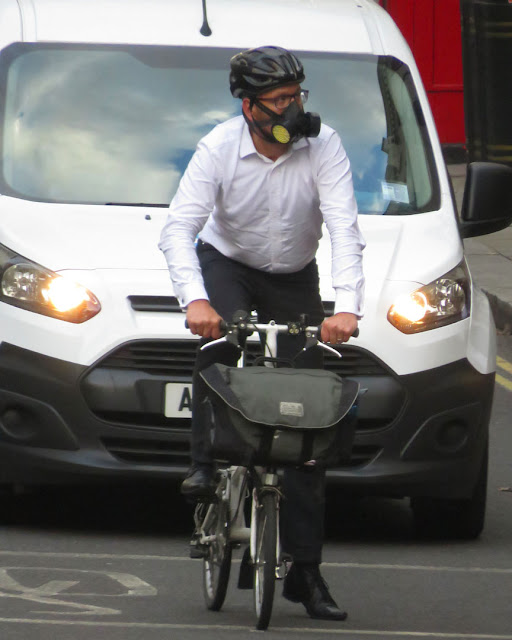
left=0, top=341, right=494, bottom=499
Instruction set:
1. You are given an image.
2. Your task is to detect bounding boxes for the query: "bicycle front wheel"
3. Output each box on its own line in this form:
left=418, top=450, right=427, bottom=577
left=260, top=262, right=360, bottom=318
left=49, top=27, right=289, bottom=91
left=203, top=497, right=232, bottom=611
left=253, top=492, right=278, bottom=630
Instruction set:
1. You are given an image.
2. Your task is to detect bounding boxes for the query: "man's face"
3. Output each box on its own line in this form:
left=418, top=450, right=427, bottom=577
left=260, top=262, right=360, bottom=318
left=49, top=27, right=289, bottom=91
left=242, top=83, right=303, bottom=136
left=254, top=83, right=303, bottom=115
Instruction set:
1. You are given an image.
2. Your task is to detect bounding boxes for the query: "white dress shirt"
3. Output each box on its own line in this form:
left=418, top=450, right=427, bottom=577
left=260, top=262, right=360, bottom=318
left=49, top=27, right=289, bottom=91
left=159, top=116, right=365, bottom=316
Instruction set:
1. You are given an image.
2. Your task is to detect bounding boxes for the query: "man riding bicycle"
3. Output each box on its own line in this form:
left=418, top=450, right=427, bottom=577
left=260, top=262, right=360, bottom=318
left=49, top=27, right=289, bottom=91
left=159, top=45, right=365, bottom=621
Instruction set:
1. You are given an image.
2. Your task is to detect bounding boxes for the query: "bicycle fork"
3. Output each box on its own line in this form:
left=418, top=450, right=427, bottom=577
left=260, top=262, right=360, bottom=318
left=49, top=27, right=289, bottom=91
left=250, top=472, right=284, bottom=579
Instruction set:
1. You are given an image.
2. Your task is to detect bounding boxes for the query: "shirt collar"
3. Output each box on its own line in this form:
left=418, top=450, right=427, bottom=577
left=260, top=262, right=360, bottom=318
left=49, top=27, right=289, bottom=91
left=240, top=122, right=257, bottom=158
left=240, top=121, right=309, bottom=159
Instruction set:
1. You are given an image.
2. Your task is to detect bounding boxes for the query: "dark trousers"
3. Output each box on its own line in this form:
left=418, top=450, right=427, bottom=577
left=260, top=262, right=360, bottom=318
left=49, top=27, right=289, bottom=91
left=191, top=240, right=326, bottom=563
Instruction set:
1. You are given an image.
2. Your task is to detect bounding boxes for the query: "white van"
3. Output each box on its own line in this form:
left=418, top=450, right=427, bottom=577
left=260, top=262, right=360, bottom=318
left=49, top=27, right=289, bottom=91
left=0, top=0, right=511, bottom=538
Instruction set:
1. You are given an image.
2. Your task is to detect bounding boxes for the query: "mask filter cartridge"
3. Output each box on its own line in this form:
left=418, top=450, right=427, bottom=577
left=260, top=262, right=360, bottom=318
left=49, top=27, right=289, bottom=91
left=269, top=101, right=321, bottom=144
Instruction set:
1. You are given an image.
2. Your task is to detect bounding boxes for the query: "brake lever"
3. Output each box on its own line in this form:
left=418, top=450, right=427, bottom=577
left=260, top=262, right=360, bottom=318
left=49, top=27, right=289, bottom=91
left=200, top=335, right=230, bottom=351
left=302, top=328, right=342, bottom=359
left=302, top=325, right=360, bottom=358
left=303, top=330, right=320, bottom=353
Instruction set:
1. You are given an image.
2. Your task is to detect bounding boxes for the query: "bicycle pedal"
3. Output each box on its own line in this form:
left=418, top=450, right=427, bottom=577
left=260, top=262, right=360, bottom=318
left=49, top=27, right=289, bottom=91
left=277, top=554, right=293, bottom=579
left=189, top=542, right=208, bottom=559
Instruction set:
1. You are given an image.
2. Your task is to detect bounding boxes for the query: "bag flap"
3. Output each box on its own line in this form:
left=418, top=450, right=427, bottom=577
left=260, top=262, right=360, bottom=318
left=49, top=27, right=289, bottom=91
left=200, top=364, right=359, bottom=429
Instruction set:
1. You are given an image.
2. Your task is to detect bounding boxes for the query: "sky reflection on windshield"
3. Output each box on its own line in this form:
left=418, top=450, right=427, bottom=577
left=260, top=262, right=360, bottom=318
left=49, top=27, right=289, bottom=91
left=1, top=45, right=433, bottom=213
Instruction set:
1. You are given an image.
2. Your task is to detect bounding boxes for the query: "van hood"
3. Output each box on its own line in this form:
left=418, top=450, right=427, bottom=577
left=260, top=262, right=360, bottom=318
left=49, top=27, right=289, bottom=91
left=317, top=210, right=464, bottom=302
left=0, top=198, right=170, bottom=271
left=1, top=198, right=463, bottom=301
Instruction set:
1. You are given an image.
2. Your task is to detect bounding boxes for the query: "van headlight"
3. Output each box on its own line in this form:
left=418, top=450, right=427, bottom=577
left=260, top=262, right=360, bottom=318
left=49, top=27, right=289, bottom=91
left=0, top=246, right=101, bottom=323
left=387, top=263, right=470, bottom=334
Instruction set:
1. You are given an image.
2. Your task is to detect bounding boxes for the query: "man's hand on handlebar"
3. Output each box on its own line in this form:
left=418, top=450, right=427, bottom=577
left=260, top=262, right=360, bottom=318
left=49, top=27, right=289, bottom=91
left=186, top=299, right=224, bottom=340
left=321, top=312, right=358, bottom=344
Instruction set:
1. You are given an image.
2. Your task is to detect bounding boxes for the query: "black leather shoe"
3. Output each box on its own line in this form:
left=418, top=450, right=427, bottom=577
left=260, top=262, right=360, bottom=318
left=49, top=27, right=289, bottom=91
left=180, top=464, right=215, bottom=498
left=283, top=563, right=348, bottom=621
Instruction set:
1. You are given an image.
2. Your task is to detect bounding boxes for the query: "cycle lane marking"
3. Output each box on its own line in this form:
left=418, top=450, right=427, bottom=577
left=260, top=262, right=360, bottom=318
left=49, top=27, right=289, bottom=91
left=0, top=567, right=156, bottom=616
left=0, top=567, right=156, bottom=597
left=0, top=551, right=512, bottom=575
left=0, top=558, right=510, bottom=637
left=0, top=617, right=511, bottom=639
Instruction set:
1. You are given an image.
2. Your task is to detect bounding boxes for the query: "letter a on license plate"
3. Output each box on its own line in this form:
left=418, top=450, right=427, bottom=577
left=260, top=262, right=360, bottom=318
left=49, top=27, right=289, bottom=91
left=164, top=383, right=193, bottom=418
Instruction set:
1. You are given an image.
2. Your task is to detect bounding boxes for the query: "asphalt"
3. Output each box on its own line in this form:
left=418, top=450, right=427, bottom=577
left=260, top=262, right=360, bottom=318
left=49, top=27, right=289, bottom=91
left=448, top=163, right=512, bottom=334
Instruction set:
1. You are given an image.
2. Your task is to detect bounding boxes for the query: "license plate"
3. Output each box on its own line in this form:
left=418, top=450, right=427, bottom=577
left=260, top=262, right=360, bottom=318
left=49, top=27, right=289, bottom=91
left=164, top=383, right=193, bottom=418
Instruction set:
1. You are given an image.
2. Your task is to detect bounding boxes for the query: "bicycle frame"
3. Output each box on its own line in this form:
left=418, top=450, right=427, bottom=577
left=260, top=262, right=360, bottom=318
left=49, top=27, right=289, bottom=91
left=192, top=312, right=350, bottom=629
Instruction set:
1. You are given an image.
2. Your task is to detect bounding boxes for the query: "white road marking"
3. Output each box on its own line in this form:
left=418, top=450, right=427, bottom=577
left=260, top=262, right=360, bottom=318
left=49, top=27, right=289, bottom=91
left=0, top=590, right=120, bottom=616
left=0, top=570, right=78, bottom=596
left=325, top=562, right=512, bottom=575
left=0, top=567, right=157, bottom=616
left=0, top=554, right=509, bottom=635
left=0, top=551, right=511, bottom=576
left=0, top=617, right=511, bottom=639
left=0, top=567, right=157, bottom=597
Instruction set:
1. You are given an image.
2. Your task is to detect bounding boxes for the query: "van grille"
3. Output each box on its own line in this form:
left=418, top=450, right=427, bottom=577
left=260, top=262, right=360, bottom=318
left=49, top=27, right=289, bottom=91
left=88, top=340, right=399, bottom=433
left=128, top=296, right=181, bottom=312
left=96, top=340, right=388, bottom=378
left=98, top=340, right=198, bottom=376
left=102, top=436, right=190, bottom=466
left=101, top=436, right=381, bottom=469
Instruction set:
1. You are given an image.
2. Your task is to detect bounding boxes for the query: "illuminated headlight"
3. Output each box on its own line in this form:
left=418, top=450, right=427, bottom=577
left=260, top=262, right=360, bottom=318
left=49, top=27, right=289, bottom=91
left=0, top=245, right=101, bottom=323
left=387, top=263, right=470, bottom=334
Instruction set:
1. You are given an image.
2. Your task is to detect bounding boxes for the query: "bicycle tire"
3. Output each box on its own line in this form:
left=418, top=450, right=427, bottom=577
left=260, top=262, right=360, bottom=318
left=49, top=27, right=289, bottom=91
left=202, top=496, right=232, bottom=611
left=253, top=491, right=278, bottom=630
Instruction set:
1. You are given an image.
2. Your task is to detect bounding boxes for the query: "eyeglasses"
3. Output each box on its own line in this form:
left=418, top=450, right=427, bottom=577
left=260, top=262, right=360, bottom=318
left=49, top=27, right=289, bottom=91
left=257, top=89, right=309, bottom=110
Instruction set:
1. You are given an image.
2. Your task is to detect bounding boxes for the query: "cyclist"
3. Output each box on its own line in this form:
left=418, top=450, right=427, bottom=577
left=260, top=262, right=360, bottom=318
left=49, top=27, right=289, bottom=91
left=159, top=45, right=365, bottom=621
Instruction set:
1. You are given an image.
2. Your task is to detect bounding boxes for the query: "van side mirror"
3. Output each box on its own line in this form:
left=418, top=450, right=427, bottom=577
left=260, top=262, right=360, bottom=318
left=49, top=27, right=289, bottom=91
left=460, top=162, right=512, bottom=238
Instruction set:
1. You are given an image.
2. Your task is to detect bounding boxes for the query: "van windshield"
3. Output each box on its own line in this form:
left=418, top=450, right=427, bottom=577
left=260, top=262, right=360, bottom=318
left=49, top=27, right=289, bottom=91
left=0, top=44, right=439, bottom=214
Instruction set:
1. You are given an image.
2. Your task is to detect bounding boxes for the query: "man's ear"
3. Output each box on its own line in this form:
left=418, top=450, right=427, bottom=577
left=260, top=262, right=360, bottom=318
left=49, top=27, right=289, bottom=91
left=242, top=97, right=253, bottom=121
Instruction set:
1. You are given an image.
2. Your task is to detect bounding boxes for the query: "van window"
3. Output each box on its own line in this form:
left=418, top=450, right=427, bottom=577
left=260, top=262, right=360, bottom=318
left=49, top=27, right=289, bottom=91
left=0, top=44, right=438, bottom=213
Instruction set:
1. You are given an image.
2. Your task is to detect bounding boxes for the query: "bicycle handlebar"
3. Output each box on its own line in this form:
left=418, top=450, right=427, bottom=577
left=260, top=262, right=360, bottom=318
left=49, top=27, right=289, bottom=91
left=186, top=311, right=359, bottom=357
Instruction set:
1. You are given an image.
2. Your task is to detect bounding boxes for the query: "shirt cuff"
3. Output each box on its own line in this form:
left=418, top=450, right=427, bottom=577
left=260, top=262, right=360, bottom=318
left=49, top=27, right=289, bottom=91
left=334, top=290, right=364, bottom=318
left=176, top=282, right=210, bottom=310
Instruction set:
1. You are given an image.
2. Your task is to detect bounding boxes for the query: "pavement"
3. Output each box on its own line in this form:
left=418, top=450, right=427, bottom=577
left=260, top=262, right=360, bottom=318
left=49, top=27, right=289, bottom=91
left=448, top=163, right=512, bottom=334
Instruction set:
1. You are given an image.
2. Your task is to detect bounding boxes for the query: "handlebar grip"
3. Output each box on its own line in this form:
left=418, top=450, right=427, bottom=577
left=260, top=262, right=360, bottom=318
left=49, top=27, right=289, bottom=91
left=184, top=318, right=227, bottom=334
left=316, top=325, right=359, bottom=341
left=317, top=326, right=359, bottom=336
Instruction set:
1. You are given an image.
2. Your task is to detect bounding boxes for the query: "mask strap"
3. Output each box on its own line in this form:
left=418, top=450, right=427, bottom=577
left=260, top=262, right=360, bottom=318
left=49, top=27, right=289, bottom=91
left=244, top=99, right=278, bottom=143
left=253, top=99, right=281, bottom=119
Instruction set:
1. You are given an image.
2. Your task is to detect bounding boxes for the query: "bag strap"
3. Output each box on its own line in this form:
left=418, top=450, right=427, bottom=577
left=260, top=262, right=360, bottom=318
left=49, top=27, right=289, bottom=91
left=201, top=364, right=244, bottom=412
left=300, top=431, right=315, bottom=463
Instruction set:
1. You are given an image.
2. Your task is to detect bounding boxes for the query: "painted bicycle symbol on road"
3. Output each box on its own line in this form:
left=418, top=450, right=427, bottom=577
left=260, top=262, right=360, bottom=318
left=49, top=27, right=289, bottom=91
left=0, top=567, right=156, bottom=616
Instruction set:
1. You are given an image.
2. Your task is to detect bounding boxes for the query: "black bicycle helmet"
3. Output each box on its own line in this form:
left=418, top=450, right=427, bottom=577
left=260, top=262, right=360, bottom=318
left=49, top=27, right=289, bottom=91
left=229, top=46, right=305, bottom=98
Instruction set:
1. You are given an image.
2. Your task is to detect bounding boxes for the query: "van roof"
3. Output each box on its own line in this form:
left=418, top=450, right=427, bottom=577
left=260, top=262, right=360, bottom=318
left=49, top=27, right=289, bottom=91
left=3, top=0, right=410, bottom=59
